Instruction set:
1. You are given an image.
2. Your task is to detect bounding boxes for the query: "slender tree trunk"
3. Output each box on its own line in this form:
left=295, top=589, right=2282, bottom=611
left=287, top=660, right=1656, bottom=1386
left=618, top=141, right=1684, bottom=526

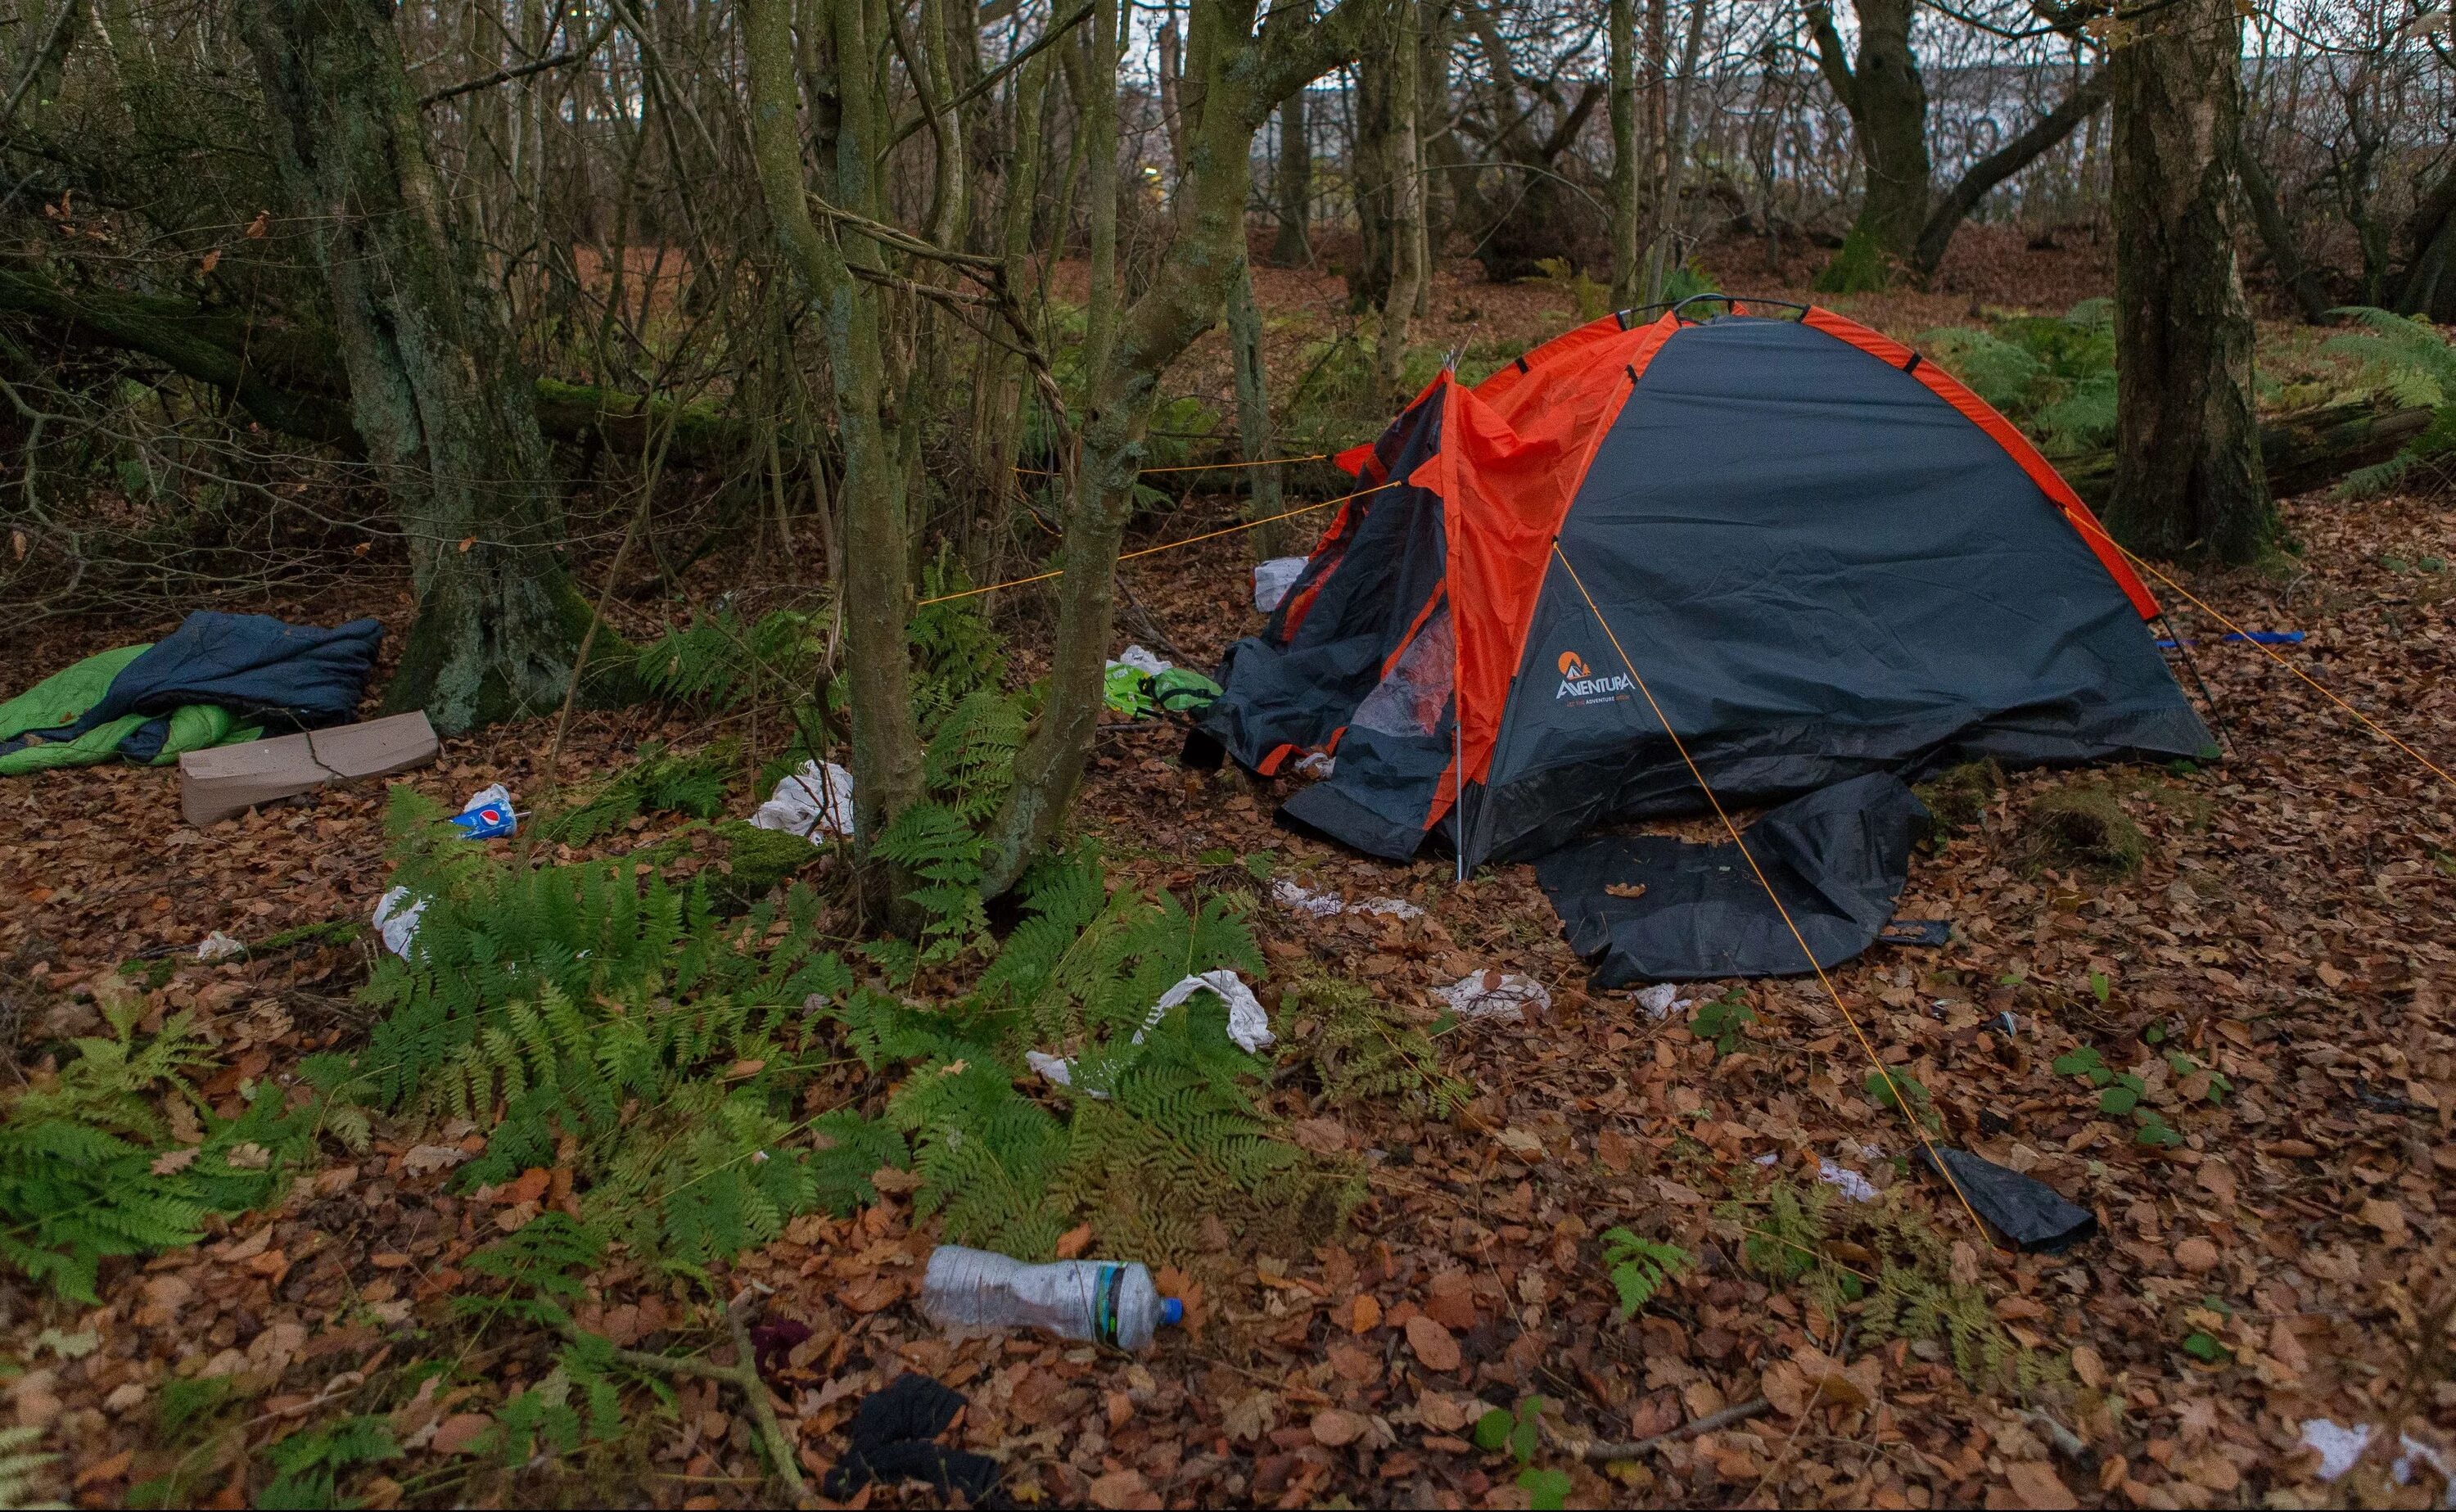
left=1271, top=87, right=1313, bottom=265
left=1643, top=0, right=1704, bottom=300
left=1226, top=255, right=1284, bottom=553
left=238, top=0, right=591, bottom=736
left=1376, top=0, right=1424, bottom=407
left=743, top=0, right=926, bottom=851
left=2238, top=147, right=2335, bottom=325
left=1607, top=0, right=1641, bottom=309
left=2106, top=0, right=2272, bottom=564
left=1081, top=0, right=1122, bottom=376
left=1808, top=0, right=1930, bottom=292
left=1911, top=70, right=2107, bottom=281
left=1348, top=53, right=1396, bottom=311
left=970, top=43, right=1055, bottom=577
left=974, top=0, right=1376, bottom=896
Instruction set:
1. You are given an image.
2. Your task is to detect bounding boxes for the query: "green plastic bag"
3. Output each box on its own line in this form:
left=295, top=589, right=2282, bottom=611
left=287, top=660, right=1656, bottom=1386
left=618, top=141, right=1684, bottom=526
left=1103, top=662, right=1156, bottom=718
left=1150, top=667, right=1222, bottom=715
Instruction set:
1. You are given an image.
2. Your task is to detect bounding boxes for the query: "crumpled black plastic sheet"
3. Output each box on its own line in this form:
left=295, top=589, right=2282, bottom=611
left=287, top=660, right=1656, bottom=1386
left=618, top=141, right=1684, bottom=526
left=1919, top=1146, right=2100, bottom=1252
left=1534, top=772, right=1932, bottom=985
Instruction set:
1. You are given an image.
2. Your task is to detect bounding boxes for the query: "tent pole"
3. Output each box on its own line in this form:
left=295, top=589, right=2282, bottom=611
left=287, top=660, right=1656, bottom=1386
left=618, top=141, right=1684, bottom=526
left=1453, top=699, right=1467, bottom=886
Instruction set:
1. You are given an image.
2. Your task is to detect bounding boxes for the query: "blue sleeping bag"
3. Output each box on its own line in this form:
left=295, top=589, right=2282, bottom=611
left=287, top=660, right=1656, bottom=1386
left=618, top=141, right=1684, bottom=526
left=0, top=612, right=384, bottom=763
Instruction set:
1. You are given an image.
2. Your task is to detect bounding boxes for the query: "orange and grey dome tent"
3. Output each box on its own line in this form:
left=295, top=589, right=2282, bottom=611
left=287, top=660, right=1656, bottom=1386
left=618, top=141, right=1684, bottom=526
left=1193, top=299, right=2214, bottom=869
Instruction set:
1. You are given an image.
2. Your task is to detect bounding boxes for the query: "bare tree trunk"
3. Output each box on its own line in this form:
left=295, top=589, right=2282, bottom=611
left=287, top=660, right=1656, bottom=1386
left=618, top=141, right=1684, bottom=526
left=1375, top=0, right=1424, bottom=407
left=974, top=0, right=1378, bottom=896
left=1607, top=0, right=1641, bottom=309
left=1348, top=54, right=1396, bottom=311
left=1271, top=86, right=1312, bottom=265
left=2106, top=0, right=2272, bottom=564
left=969, top=38, right=1056, bottom=578
left=238, top=0, right=592, bottom=736
left=2238, top=147, right=2336, bottom=325
left=743, top=0, right=926, bottom=852
left=1642, top=0, right=1704, bottom=301
left=1226, top=255, right=1284, bottom=553
left=1081, top=0, right=1122, bottom=376
left=1911, top=70, right=2107, bottom=281
left=1808, top=0, right=1929, bottom=292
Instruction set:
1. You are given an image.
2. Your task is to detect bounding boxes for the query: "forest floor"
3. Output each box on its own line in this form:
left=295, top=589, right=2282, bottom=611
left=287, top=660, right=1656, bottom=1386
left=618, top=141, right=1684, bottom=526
left=0, top=243, right=2450, bottom=1510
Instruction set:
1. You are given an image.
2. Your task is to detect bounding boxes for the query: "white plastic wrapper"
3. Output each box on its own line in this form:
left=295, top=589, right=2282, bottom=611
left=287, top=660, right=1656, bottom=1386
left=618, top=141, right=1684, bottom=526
left=1253, top=556, right=1308, bottom=613
left=372, top=886, right=427, bottom=960
left=1153, top=970, right=1274, bottom=1054
left=1272, top=878, right=1344, bottom=918
left=1109, top=644, right=1172, bottom=677
left=1444, top=970, right=1550, bottom=1023
left=1030, top=970, right=1273, bottom=1099
left=196, top=931, right=246, bottom=963
left=1355, top=897, right=1424, bottom=920
left=2299, top=1419, right=2456, bottom=1496
left=751, top=760, right=855, bottom=843
left=1817, top=1159, right=1880, bottom=1203
left=1635, top=983, right=1691, bottom=1021
left=1293, top=752, right=1335, bottom=778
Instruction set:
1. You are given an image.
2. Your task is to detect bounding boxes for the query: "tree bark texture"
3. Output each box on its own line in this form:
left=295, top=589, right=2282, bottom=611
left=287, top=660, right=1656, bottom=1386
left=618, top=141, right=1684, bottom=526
left=1375, top=0, right=1424, bottom=407
left=1810, top=0, right=2105, bottom=291
left=1271, top=87, right=1312, bottom=266
left=237, top=0, right=588, bottom=735
left=973, top=0, right=1377, bottom=895
left=743, top=0, right=926, bottom=851
left=1607, top=0, right=1641, bottom=309
left=1226, top=255, right=1285, bottom=552
left=1808, top=0, right=1929, bottom=291
left=2105, top=0, right=2273, bottom=564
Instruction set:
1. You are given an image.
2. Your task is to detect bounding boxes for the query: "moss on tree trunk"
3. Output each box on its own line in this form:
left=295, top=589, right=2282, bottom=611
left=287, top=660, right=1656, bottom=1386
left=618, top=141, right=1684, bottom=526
left=238, top=0, right=589, bottom=734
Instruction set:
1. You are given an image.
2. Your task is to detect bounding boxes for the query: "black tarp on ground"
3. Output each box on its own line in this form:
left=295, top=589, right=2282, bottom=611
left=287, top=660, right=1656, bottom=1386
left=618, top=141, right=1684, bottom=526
left=1533, top=772, right=1931, bottom=984
left=0, top=612, right=384, bottom=761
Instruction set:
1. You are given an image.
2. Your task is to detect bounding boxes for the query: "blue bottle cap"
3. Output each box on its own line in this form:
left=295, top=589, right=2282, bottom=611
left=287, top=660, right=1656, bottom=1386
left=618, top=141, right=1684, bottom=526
left=1159, top=1297, right=1184, bottom=1326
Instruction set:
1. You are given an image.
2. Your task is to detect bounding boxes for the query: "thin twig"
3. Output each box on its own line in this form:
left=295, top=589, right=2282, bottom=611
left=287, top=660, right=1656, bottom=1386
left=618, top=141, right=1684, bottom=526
left=1556, top=1395, right=1773, bottom=1464
left=418, top=52, right=579, bottom=109
left=554, top=1295, right=812, bottom=1506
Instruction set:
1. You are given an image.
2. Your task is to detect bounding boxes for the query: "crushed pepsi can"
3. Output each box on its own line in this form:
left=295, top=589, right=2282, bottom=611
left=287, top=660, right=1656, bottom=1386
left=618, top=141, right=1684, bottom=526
left=446, top=783, right=519, bottom=839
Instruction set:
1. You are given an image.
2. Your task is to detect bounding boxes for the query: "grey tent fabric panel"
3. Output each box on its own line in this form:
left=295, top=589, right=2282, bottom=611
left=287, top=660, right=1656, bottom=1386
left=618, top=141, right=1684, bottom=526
left=1198, top=395, right=1449, bottom=774
left=1468, top=317, right=2210, bottom=867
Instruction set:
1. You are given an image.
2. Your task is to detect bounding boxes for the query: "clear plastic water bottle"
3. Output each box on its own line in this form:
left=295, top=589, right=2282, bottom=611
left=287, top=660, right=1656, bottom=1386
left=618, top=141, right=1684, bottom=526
left=919, top=1245, right=1184, bottom=1352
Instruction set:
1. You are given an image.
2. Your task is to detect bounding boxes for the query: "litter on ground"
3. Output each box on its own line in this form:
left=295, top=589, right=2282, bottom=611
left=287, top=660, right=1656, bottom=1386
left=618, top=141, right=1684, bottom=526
left=1442, top=970, right=1550, bottom=1023
left=750, top=760, right=854, bottom=842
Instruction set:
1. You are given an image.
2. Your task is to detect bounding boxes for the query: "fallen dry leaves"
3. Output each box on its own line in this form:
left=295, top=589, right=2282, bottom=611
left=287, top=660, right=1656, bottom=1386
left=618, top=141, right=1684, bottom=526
left=0, top=314, right=2449, bottom=1507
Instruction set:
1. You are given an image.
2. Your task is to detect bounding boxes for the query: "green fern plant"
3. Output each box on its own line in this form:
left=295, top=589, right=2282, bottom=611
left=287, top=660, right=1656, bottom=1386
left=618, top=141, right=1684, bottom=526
left=1722, top=1173, right=2054, bottom=1395
left=0, top=1005, right=354, bottom=1301
left=635, top=607, right=824, bottom=711
left=537, top=742, right=734, bottom=846
left=1279, top=977, right=1472, bottom=1117
left=2325, top=307, right=2456, bottom=496
left=1599, top=1230, right=1691, bottom=1320
left=0, top=1426, right=59, bottom=1511
left=252, top=1415, right=398, bottom=1510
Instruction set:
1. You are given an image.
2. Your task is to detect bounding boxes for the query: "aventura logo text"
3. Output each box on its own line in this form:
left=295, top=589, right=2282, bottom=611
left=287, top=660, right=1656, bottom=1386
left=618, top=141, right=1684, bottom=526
left=1555, top=649, right=1633, bottom=703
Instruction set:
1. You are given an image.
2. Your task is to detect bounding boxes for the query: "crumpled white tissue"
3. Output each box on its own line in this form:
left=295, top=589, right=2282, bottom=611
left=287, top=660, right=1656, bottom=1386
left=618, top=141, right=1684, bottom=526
left=751, top=760, right=855, bottom=842
left=1253, top=556, right=1308, bottom=613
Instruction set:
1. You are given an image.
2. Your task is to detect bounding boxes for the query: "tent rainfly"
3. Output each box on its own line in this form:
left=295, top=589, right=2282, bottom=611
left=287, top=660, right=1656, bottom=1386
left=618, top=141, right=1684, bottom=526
left=1193, top=301, right=2215, bottom=871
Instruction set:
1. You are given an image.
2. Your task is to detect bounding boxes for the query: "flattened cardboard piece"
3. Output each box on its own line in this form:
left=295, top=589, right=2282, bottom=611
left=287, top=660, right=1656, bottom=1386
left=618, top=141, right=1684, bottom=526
left=179, top=711, right=439, bottom=825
